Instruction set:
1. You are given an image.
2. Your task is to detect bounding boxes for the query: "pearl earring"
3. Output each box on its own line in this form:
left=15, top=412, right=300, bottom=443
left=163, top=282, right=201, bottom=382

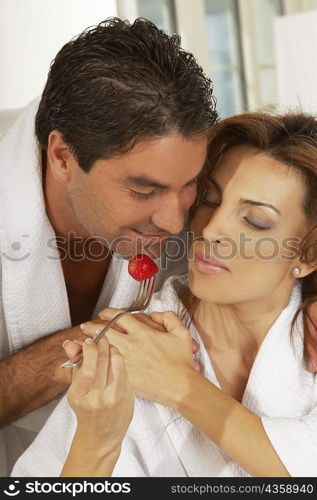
left=293, top=267, right=300, bottom=276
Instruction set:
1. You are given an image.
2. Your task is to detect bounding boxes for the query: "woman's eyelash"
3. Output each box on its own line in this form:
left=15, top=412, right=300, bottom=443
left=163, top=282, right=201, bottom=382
left=202, top=200, right=219, bottom=207
left=243, top=217, right=271, bottom=231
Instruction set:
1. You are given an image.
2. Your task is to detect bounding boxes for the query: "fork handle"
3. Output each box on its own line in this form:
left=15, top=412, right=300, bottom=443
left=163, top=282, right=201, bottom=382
left=60, top=310, right=129, bottom=369
left=92, top=310, right=129, bottom=344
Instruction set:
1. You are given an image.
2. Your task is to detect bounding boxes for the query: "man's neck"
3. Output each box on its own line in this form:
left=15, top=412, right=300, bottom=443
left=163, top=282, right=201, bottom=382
left=42, top=151, right=90, bottom=240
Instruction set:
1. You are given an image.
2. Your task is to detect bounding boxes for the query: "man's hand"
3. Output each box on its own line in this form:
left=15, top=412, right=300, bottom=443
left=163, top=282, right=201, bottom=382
left=0, top=324, right=88, bottom=428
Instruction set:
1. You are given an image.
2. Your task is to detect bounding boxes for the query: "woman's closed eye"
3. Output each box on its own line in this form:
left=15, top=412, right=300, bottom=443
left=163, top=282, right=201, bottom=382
left=201, top=188, right=220, bottom=207
left=201, top=195, right=274, bottom=231
left=242, top=208, right=275, bottom=231
left=243, top=217, right=272, bottom=231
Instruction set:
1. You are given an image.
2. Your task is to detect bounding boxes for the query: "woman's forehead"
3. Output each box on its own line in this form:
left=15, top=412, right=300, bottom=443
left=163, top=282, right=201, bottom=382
left=214, top=146, right=302, bottom=191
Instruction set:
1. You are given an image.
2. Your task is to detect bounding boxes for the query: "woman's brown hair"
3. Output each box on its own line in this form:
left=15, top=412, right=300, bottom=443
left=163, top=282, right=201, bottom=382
left=187, top=111, right=317, bottom=373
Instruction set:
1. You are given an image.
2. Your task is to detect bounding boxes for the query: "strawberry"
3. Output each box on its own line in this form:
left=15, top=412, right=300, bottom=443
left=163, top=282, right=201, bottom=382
left=128, top=254, right=159, bottom=281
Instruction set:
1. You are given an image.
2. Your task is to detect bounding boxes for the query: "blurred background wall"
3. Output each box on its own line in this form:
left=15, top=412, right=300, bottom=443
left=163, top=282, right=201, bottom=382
left=1, top=0, right=317, bottom=118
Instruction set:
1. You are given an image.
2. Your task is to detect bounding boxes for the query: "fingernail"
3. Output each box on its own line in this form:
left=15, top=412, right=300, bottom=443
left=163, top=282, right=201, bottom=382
left=62, top=340, right=69, bottom=349
left=80, top=323, right=86, bottom=330
left=85, top=338, right=93, bottom=344
left=96, top=327, right=103, bottom=335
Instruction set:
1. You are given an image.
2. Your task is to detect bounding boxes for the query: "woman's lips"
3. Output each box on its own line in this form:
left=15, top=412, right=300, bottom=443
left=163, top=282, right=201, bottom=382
left=194, top=252, right=230, bottom=274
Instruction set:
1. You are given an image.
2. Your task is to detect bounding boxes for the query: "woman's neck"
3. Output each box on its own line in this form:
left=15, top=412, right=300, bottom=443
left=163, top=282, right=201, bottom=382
left=193, top=285, right=293, bottom=355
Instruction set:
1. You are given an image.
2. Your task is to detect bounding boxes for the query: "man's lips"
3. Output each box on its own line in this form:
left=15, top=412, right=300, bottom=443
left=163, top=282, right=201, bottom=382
left=130, top=228, right=169, bottom=241
left=194, top=251, right=230, bottom=274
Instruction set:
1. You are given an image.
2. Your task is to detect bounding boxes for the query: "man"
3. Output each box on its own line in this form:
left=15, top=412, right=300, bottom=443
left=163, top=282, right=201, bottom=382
left=0, top=17, right=217, bottom=474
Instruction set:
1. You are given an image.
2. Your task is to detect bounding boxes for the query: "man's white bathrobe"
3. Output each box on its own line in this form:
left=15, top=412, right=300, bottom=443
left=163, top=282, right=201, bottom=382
left=0, top=100, right=187, bottom=475
left=12, top=275, right=317, bottom=477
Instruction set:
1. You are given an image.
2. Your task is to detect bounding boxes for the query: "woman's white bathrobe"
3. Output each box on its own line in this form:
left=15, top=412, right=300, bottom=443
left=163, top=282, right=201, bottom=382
left=0, top=99, right=186, bottom=475
left=12, top=275, right=317, bottom=477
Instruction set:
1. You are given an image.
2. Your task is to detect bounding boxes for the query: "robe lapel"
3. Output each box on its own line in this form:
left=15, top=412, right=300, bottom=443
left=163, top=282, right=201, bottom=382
left=242, top=285, right=315, bottom=417
left=0, top=99, right=71, bottom=352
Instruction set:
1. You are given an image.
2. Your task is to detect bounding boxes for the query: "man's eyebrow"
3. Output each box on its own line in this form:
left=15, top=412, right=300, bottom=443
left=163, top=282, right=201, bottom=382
left=126, top=174, right=200, bottom=189
left=208, top=177, right=281, bottom=215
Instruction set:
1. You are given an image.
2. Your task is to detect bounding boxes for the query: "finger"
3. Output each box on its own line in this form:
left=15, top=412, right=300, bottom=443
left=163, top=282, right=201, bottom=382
left=134, top=313, right=166, bottom=332
left=62, top=340, right=83, bottom=360
left=81, top=321, right=129, bottom=342
left=150, top=311, right=188, bottom=336
left=92, top=337, right=110, bottom=390
left=107, top=345, right=130, bottom=392
left=98, top=307, right=126, bottom=320
left=71, top=340, right=98, bottom=396
left=104, top=327, right=131, bottom=353
left=80, top=322, right=107, bottom=338
left=86, top=313, right=152, bottom=337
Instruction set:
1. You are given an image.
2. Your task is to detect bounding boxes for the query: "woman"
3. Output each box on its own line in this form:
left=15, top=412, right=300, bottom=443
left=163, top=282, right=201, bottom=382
left=12, top=112, right=317, bottom=477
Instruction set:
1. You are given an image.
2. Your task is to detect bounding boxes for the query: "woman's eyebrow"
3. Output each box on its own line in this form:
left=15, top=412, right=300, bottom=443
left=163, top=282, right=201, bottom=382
left=239, top=199, right=281, bottom=215
left=208, top=177, right=281, bottom=215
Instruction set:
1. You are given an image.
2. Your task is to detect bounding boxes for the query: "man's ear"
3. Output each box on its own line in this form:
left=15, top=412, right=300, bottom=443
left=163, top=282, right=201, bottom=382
left=47, top=130, right=77, bottom=183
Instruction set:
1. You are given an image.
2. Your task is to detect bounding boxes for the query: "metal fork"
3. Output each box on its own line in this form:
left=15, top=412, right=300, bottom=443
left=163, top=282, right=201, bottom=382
left=60, top=275, right=156, bottom=368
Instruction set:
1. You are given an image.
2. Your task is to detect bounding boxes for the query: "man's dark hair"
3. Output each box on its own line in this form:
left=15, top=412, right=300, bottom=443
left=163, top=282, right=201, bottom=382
left=36, top=17, right=218, bottom=172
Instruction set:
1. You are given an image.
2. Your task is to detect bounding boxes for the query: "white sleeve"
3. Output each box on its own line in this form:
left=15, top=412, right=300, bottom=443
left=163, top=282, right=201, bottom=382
left=11, top=395, right=76, bottom=477
left=261, top=404, right=317, bottom=477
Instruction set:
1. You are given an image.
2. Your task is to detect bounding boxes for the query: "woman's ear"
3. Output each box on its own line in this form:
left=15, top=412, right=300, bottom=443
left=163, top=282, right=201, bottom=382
left=293, top=260, right=317, bottom=279
left=46, top=130, right=77, bottom=183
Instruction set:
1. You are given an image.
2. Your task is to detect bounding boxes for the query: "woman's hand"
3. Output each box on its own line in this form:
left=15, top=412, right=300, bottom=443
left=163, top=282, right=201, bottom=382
left=61, top=335, right=134, bottom=477
left=62, top=312, right=201, bottom=372
left=67, top=335, right=134, bottom=450
left=80, top=309, right=200, bottom=409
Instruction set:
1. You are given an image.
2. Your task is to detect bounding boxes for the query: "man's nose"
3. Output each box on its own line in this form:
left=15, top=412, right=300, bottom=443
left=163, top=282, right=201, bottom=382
left=151, top=193, right=185, bottom=235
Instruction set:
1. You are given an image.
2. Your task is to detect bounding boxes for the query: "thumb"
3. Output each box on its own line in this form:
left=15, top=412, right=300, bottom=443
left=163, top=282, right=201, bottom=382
left=62, top=339, right=83, bottom=361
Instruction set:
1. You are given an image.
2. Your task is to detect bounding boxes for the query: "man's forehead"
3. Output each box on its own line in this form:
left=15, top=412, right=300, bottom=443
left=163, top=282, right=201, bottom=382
left=94, top=133, right=208, bottom=184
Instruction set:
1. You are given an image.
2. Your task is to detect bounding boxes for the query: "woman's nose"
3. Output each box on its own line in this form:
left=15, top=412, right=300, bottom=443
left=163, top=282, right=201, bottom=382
left=200, top=209, right=235, bottom=260
left=201, top=208, right=226, bottom=242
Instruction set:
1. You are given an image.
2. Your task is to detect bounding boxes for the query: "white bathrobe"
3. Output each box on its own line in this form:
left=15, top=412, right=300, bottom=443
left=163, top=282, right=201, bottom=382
left=0, top=100, right=187, bottom=476
left=11, top=275, right=317, bottom=477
